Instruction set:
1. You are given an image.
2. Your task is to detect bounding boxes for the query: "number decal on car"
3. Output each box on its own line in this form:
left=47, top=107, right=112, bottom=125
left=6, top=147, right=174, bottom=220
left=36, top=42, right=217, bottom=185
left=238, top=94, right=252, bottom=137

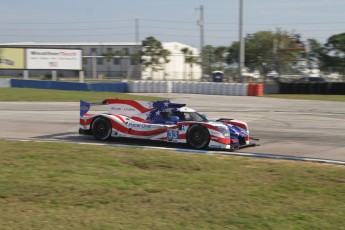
left=167, top=130, right=179, bottom=142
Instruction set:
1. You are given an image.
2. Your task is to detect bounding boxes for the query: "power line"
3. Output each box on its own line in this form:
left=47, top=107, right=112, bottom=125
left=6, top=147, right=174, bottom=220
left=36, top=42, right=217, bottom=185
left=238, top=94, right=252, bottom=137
left=0, top=30, right=336, bottom=40
left=1, top=17, right=345, bottom=26
left=0, top=19, right=133, bottom=25
left=139, top=19, right=345, bottom=26
left=0, top=26, right=343, bottom=33
left=140, top=19, right=195, bottom=24
left=1, top=24, right=342, bottom=33
left=205, top=21, right=345, bottom=25
left=244, top=21, right=345, bottom=26
left=0, top=17, right=342, bottom=44
left=141, top=26, right=199, bottom=31
left=0, top=33, right=135, bottom=37
left=0, top=26, right=133, bottom=31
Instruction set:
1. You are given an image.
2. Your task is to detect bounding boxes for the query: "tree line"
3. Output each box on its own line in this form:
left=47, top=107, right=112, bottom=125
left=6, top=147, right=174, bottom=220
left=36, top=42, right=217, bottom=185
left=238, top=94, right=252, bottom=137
left=203, top=30, right=345, bottom=75
left=102, top=30, right=345, bottom=77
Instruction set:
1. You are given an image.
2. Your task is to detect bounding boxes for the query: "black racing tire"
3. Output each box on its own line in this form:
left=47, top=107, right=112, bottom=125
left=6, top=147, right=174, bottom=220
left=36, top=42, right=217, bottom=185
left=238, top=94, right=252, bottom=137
left=91, top=117, right=112, bottom=141
left=186, top=125, right=210, bottom=150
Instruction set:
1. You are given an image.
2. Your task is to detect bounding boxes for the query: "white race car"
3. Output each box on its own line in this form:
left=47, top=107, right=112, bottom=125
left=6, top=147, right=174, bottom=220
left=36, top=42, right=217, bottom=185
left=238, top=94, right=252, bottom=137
left=79, top=99, right=257, bottom=151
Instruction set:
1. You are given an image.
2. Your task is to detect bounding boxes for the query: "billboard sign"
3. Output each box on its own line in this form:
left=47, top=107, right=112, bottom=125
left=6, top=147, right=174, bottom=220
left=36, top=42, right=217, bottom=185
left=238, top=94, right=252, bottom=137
left=26, top=48, right=82, bottom=70
left=0, top=48, right=25, bottom=69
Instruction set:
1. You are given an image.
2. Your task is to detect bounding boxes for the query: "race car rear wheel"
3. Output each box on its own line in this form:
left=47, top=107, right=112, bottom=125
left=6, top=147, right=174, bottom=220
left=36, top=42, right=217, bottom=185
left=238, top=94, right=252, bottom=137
left=187, top=125, right=210, bottom=150
left=91, top=117, right=112, bottom=141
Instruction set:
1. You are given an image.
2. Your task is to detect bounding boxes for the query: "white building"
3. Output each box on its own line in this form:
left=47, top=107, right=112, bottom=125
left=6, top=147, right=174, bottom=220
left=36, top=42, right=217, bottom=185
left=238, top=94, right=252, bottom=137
left=141, top=42, right=202, bottom=81
left=0, top=42, right=201, bottom=81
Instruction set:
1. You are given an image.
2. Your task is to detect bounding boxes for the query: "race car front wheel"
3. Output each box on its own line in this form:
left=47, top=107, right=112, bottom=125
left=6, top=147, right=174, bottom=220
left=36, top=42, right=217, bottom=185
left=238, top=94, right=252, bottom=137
left=91, top=117, right=112, bottom=141
left=187, top=125, right=210, bottom=149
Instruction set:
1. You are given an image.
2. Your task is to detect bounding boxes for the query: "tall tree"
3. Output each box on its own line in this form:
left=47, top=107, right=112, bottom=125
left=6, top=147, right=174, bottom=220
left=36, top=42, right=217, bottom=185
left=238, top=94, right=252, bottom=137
left=200, top=45, right=228, bottom=74
left=225, top=30, right=300, bottom=73
left=301, top=39, right=323, bottom=69
left=140, top=36, right=171, bottom=79
left=225, top=42, right=239, bottom=65
left=160, top=48, right=171, bottom=80
left=214, top=46, right=228, bottom=68
left=181, top=47, right=199, bottom=80
left=320, top=33, right=345, bottom=68
left=181, top=47, right=189, bottom=79
left=201, top=45, right=216, bottom=75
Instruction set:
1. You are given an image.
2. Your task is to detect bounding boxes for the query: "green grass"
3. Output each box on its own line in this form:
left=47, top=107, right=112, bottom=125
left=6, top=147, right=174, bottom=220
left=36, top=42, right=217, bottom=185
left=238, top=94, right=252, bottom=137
left=0, top=140, right=344, bottom=230
left=1, top=88, right=344, bottom=103
left=0, top=88, right=164, bottom=102
left=265, top=94, right=345, bottom=102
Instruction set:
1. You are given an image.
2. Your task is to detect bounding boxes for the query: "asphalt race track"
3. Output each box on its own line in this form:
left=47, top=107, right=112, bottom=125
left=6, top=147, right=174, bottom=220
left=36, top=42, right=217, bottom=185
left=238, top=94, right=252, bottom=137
left=0, top=93, right=344, bottom=161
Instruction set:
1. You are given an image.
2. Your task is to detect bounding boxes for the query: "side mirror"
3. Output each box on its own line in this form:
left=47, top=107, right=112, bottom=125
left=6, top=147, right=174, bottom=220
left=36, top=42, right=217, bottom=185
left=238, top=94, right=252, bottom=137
left=170, top=116, right=180, bottom=122
left=201, top=114, right=207, bottom=119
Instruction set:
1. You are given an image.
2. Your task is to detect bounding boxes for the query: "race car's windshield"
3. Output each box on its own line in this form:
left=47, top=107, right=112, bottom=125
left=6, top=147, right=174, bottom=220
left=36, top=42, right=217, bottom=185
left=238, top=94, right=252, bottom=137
left=173, top=111, right=207, bottom=122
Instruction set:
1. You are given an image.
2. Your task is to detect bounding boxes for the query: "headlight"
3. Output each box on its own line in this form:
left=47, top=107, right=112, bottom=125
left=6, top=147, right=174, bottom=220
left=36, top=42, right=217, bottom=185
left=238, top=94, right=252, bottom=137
left=217, top=126, right=230, bottom=137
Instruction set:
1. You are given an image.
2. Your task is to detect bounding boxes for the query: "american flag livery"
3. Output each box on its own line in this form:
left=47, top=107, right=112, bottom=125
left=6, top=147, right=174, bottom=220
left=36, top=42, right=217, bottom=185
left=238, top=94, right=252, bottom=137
left=79, top=99, right=255, bottom=151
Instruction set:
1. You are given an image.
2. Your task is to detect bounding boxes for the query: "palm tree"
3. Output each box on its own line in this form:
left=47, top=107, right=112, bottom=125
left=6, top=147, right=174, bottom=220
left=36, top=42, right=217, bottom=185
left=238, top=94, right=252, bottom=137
left=181, top=47, right=189, bottom=80
left=181, top=47, right=199, bottom=80
left=141, top=36, right=171, bottom=80
left=160, top=48, right=171, bottom=80
left=214, top=46, right=228, bottom=69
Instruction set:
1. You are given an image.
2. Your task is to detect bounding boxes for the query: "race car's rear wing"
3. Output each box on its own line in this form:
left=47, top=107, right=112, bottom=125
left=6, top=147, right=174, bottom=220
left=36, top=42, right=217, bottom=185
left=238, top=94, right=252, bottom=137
left=80, top=100, right=105, bottom=117
left=80, top=99, right=186, bottom=117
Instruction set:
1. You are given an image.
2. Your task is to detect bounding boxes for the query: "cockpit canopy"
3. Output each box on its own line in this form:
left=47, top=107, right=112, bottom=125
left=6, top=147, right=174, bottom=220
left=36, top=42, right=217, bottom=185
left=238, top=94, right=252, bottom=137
left=153, top=107, right=207, bottom=123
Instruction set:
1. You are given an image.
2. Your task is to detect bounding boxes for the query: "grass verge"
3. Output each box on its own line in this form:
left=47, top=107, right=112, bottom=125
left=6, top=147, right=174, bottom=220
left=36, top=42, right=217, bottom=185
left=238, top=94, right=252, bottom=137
left=1, top=89, right=344, bottom=103
left=0, top=88, right=164, bottom=102
left=0, top=140, right=344, bottom=230
left=265, top=94, right=345, bottom=102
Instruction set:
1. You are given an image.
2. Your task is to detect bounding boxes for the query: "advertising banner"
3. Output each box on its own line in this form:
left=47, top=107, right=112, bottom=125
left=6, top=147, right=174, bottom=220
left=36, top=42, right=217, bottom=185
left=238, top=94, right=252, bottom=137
left=0, top=48, right=25, bottom=69
left=26, top=48, right=82, bottom=70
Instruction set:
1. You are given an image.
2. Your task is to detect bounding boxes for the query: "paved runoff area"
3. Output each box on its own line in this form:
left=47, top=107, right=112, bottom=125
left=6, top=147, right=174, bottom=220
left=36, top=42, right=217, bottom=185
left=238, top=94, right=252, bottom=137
left=0, top=93, right=344, bottom=162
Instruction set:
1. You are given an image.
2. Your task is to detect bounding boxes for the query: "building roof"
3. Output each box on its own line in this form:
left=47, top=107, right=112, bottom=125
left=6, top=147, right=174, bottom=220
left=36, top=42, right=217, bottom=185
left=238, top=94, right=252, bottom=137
left=0, top=42, right=140, bottom=46
left=162, top=42, right=199, bottom=54
left=0, top=41, right=199, bottom=55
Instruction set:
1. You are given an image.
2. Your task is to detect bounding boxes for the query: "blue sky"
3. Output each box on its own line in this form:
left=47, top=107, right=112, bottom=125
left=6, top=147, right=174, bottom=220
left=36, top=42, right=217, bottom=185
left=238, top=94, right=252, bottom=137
left=1, top=0, right=344, bottom=48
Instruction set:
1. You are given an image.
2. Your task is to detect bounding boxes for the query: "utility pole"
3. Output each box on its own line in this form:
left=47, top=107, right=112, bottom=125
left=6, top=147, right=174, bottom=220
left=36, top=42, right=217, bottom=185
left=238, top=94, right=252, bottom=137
left=238, top=0, right=245, bottom=83
left=197, top=5, right=205, bottom=80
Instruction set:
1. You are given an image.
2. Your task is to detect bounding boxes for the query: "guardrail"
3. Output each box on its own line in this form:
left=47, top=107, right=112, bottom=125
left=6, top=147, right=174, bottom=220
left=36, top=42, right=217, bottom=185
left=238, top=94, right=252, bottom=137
left=10, top=79, right=127, bottom=93
left=128, top=81, right=250, bottom=96
left=0, top=79, right=11, bottom=88
left=280, top=82, right=345, bottom=95
left=4, top=79, right=345, bottom=95
left=4, top=79, right=267, bottom=96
